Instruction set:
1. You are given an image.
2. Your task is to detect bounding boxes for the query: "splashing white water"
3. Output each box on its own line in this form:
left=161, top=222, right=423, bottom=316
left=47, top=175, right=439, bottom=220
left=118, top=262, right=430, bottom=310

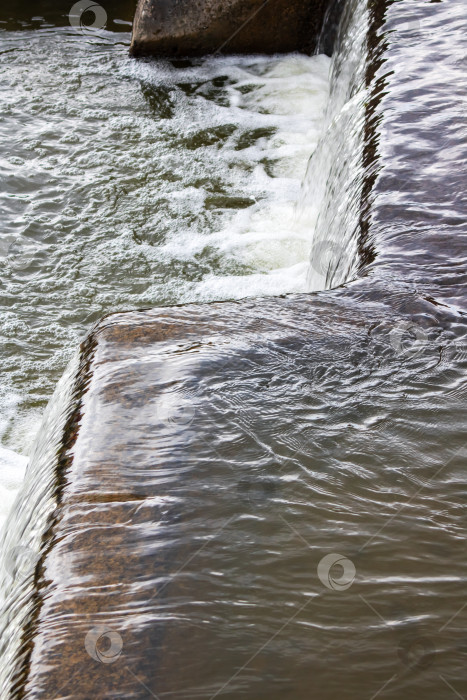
left=0, top=447, right=27, bottom=533
left=123, top=52, right=332, bottom=300
left=0, top=393, right=31, bottom=532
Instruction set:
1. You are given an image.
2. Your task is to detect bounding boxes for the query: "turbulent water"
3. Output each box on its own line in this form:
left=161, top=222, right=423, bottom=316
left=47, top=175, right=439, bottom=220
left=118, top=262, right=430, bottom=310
left=0, top=25, right=332, bottom=520
left=1, top=0, right=467, bottom=697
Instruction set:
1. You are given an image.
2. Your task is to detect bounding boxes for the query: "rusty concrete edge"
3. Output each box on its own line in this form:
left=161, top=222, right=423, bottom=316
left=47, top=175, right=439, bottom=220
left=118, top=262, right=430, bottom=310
left=356, top=0, right=388, bottom=274
left=10, top=332, right=99, bottom=700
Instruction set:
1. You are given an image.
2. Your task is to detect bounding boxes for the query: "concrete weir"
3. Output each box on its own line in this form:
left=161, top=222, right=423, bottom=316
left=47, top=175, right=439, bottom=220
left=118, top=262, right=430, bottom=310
left=130, top=0, right=330, bottom=57
left=5, top=296, right=389, bottom=698
left=11, top=287, right=467, bottom=699
left=1, top=0, right=467, bottom=697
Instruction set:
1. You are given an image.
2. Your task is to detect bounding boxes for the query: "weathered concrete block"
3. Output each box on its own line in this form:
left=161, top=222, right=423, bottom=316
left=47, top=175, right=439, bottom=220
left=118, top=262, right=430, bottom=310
left=130, top=0, right=328, bottom=57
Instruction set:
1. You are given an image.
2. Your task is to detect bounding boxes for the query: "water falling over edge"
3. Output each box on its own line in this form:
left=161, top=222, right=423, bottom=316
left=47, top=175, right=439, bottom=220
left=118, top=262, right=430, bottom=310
left=302, top=0, right=369, bottom=291
left=0, top=352, right=80, bottom=697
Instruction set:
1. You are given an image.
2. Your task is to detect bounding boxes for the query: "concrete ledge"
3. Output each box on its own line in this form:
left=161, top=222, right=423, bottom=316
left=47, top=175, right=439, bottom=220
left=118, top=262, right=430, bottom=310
left=8, top=286, right=463, bottom=698
left=8, top=295, right=374, bottom=698
left=1, top=292, right=399, bottom=697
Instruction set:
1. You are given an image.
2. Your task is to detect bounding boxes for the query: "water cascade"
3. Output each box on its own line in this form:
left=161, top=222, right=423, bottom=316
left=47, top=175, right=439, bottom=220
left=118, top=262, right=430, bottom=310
left=0, top=354, right=80, bottom=696
left=1, top=0, right=466, bottom=695
left=301, top=0, right=369, bottom=291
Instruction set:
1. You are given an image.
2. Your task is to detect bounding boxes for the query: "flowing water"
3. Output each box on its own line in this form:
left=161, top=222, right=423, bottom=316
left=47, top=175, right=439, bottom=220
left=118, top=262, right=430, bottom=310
left=300, top=0, right=368, bottom=292
left=1, top=0, right=467, bottom=697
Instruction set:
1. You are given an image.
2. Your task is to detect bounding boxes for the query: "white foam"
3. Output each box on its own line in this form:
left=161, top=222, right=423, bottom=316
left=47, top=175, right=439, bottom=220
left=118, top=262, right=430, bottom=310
left=0, top=447, right=27, bottom=533
left=0, top=390, right=39, bottom=534
left=122, top=52, right=331, bottom=300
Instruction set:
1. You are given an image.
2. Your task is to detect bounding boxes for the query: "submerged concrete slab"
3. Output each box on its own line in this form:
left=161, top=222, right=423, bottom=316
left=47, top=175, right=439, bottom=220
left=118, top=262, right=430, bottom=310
left=130, top=0, right=328, bottom=57
left=5, top=291, right=454, bottom=699
left=7, top=285, right=467, bottom=699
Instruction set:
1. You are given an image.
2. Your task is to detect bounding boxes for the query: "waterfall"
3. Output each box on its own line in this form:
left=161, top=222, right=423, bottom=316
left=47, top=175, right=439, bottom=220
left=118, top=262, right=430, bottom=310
left=299, top=0, right=369, bottom=291
left=0, top=353, right=80, bottom=698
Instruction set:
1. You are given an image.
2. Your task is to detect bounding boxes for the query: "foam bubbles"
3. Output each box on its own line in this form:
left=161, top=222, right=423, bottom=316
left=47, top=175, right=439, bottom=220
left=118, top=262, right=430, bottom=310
left=121, top=52, right=331, bottom=300
left=0, top=447, right=27, bottom=533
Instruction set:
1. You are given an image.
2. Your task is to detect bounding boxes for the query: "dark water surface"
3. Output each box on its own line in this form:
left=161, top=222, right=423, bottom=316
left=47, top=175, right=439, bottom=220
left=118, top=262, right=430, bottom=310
left=0, top=0, right=466, bottom=698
